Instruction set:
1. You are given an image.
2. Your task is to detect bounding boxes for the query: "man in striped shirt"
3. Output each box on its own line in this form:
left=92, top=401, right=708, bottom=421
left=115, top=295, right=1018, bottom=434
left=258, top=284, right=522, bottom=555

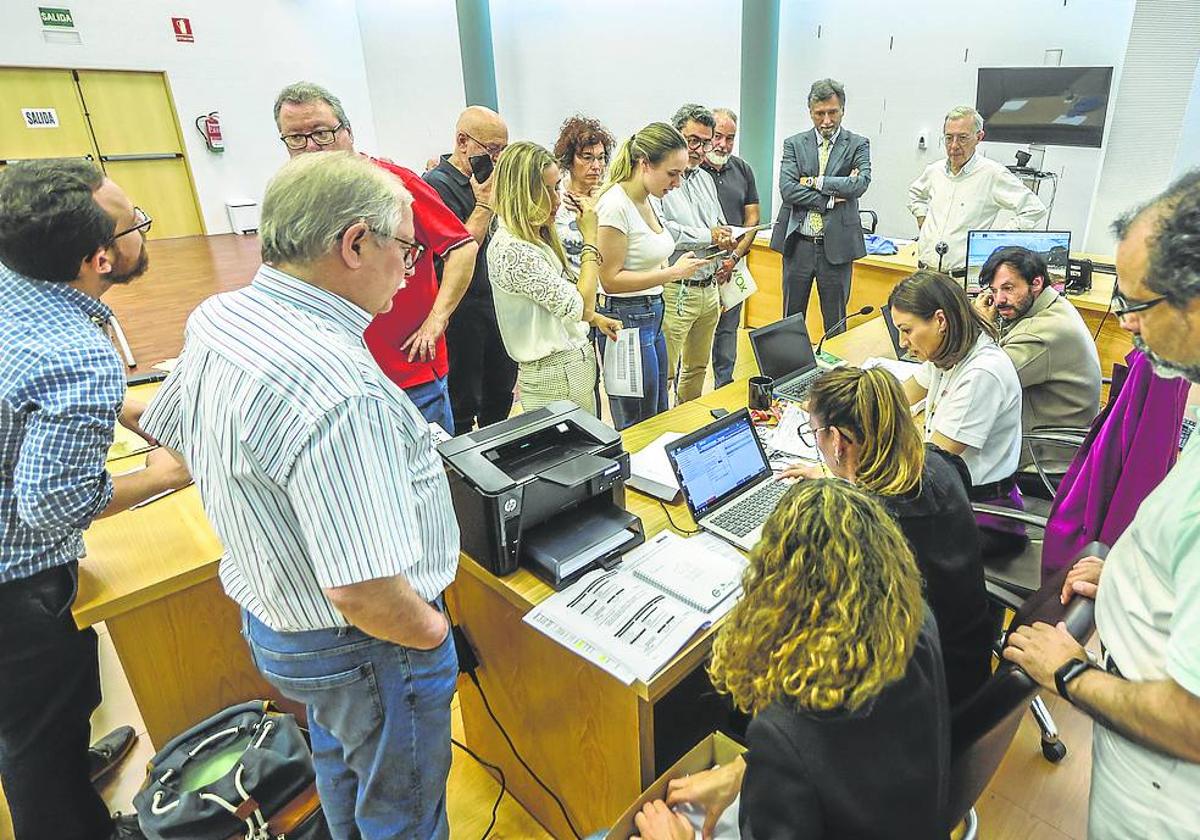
left=142, top=153, right=460, bottom=839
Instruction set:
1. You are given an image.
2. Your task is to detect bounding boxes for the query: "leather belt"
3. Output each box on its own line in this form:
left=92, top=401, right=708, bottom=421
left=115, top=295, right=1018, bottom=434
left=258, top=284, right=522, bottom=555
left=673, top=278, right=715, bottom=288
left=795, top=233, right=824, bottom=243
left=596, top=293, right=659, bottom=309
left=968, top=475, right=1017, bottom=502
left=918, top=261, right=968, bottom=280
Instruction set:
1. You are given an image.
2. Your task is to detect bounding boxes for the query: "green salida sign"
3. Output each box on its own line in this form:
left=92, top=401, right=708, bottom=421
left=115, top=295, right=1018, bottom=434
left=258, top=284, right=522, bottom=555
left=39, top=7, right=75, bottom=28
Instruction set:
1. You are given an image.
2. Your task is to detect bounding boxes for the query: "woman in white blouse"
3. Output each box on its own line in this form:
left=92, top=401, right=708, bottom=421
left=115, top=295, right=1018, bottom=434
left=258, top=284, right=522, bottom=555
left=487, top=141, right=621, bottom=415
left=888, top=270, right=1027, bottom=556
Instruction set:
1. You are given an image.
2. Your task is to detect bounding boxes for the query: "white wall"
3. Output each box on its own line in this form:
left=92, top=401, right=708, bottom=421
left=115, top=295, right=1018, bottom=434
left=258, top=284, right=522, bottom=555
left=0, top=0, right=377, bottom=234
left=774, top=0, right=1135, bottom=246
left=356, top=0, right=466, bottom=168
left=489, top=0, right=743, bottom=152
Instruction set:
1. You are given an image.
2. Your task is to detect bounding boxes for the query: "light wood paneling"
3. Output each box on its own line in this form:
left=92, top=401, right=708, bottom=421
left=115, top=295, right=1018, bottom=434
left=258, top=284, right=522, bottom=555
left=0, top=67, right=96, bottom=161
left=75, top=71, right=183, bottom=156
left=104, top=157, right=204, bottom=240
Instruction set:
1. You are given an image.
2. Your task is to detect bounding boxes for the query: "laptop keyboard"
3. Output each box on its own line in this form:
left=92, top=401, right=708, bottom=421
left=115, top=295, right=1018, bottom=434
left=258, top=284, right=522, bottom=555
left=709, top=480, right=790, bottom=537
left=775, top=373, right=819, bottom=402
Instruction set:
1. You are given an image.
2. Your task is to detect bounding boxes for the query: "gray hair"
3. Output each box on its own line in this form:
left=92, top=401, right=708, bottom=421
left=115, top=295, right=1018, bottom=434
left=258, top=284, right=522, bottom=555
left=1112, top=168, right=1200, bottom=304
left=808, top=79, right=845, bottom=108
left=260, top=151, right=412, bottom=266
left=943, top=105, right=984, bottom=133
left=273, top=81, right=351, bottom=130
left=712, top=107, right=738, bottom=125
left=671, top=103, right=716, bottom=132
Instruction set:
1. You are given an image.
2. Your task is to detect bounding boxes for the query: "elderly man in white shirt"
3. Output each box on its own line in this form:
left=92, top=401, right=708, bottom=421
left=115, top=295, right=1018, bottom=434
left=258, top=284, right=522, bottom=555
left=908, top=105, right=1048, bottom=273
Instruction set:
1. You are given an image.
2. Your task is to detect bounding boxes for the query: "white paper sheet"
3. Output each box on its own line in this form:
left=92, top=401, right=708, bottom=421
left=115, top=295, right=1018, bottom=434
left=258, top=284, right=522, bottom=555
left=628, top=432, right=685, bottom=500
left=718, top=261, right=757, bottom=311
left=603, top=327, right=643, bottom=398
left=861, top=356, right=922, bottom=383
left=767, top=402, right=819, bottom=460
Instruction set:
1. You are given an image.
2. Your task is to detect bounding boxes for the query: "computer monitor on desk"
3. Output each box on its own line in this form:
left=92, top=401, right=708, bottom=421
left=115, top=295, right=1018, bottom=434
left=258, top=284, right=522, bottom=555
left=965, top=229, right=1071, bottom=293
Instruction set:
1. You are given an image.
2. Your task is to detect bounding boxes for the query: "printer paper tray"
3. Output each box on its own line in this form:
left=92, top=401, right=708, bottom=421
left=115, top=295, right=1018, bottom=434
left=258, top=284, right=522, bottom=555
left=522, top=502, right=644, bottom=588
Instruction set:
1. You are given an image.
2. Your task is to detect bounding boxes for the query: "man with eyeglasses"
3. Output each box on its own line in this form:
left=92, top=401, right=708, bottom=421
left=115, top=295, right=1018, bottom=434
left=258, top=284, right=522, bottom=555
left=0, top=160, right=191, bottom=839
left=274, top=81, right=478, bottom=435
left=702, top=107, right=761, bottom=388
left=655, top=103, right=733, bottom=403
left=770, top=78, right=872, bottom=336
left=423, top=106, right=517, bottom=433
left=1003, top=169, right=1200, bottom=839
left=908, top=105, right=1047, bottom=275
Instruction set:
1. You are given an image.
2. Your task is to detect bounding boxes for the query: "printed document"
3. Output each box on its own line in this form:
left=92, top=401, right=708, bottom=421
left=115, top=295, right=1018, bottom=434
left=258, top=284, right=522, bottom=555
left=603, top=327, right=643, bottom=398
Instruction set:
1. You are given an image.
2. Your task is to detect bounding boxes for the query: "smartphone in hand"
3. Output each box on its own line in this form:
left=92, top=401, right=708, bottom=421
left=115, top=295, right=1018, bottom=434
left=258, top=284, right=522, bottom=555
left=469, top=153, right=494, bottom=183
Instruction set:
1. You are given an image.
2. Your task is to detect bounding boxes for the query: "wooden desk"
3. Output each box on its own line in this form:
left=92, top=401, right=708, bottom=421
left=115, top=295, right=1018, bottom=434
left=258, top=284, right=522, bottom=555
left=446, top=323, right=885, bottom=837
left=743, top=240, right=1132, bottom=376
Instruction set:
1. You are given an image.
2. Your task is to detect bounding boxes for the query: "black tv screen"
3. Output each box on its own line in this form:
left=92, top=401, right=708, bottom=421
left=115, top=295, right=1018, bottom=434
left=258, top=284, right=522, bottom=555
left=976, top=66, right=1114, bottom=148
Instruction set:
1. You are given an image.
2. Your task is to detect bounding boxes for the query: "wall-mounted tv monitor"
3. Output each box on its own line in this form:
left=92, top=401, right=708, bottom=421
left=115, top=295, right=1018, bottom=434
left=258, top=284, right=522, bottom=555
left=976, top=66, right=1114, bottom=148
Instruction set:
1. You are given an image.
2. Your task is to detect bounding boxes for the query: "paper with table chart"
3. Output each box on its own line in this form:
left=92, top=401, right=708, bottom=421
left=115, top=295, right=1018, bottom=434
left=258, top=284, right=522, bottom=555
left=523, top=531, right=748, bottom=684
left=603, top=327, right=643, bottom=398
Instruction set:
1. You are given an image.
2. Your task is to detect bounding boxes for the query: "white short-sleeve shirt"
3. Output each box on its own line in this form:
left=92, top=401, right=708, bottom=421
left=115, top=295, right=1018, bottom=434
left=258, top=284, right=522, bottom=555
left=594, top=185, right=675, bottom=298
left=914, top=334, right=1022, bottom=485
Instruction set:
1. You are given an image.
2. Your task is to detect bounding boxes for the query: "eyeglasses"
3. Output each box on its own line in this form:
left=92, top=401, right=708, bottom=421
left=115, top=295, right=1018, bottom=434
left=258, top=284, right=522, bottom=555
left=684, top=135, right=715, bottom=152
left=943, top=133, right=976, bottom=146
left=391, top=236, right=425, bottom=270
left=797, top=423, right=834, bottom=450
left=111, top=207, right=152, bottom=242
left=464, top=132, right=507, bottom=159
left=576, top=152, right=607, bottom=166
left=280, top=123, right=345, bottom=150
left=1112, top=290, right=1168, bottom=317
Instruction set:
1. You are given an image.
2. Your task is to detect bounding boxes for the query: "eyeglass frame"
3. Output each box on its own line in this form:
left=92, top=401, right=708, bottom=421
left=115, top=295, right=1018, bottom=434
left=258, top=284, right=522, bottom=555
left=280, top=123, right=347, bottom=150
left=574, top=150, right=607, bottom=167
left=797, top=421, right=837, bottom=450
left=1112, top=289, right=1169, bottom=317
left=463, top=131, right=507, bottom=159
left=389, top=236, right=425, bottom=270
left=110, top=207, right=153, bottom=242
left=683, top=134, right=715, bottom=152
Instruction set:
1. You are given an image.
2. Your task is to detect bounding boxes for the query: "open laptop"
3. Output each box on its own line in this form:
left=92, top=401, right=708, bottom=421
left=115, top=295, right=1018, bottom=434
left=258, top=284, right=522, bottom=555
left=664, top=409, right=790, bottom=551
left=748, top=313, right=823, bottom=403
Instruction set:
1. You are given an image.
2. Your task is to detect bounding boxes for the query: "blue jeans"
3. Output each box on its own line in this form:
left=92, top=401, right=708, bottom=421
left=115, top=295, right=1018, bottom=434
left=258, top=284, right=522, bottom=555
left=711, top=301, right=742, bottom=388
left=404, top=374, right=454, bottom=435
left=597, top=295, right=669, bottom=430
left=243, top=610, right=457, bottom=840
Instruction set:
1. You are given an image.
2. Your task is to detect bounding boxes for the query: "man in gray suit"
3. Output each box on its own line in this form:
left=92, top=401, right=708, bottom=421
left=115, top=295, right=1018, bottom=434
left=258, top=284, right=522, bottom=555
left=770, top=78, right=872, bottom=335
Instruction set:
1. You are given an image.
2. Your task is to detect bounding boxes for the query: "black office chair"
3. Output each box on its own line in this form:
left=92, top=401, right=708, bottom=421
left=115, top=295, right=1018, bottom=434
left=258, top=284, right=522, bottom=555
left=858, top=209, right=878, bottom=235
left=945, top=553, right=1101, bottom=838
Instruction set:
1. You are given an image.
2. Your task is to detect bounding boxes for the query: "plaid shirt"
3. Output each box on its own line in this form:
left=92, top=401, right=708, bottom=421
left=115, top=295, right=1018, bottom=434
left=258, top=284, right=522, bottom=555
left=0, top=261, right=124, bottom=584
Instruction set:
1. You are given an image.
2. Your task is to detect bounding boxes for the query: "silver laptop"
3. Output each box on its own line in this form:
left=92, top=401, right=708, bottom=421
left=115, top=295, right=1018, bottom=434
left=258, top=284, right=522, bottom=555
left=749, top=313, right=822, bottom=403
left=664, top=409, right=789, bottom=551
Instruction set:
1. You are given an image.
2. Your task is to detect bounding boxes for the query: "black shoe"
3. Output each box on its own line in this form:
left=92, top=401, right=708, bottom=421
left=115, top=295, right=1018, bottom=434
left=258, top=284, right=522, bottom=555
left=110, top=812, right=144, bottom=839
left=89, top=725, right=138, bottom=784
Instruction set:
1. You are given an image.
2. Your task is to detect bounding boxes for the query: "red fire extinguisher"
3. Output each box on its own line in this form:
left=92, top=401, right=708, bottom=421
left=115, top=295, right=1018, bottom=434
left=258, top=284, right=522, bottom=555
left=195, top=112, right=225, bottom=153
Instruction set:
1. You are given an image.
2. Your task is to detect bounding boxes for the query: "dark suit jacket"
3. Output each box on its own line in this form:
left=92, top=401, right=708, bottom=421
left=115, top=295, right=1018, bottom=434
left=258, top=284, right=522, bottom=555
left=769, top=127, right=872, bottom=265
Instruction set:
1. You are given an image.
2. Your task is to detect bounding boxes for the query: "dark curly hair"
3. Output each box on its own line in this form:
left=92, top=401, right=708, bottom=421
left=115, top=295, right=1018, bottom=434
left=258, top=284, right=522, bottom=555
left=1112, top=168, right=1200, bottom=306
left=552, top=114, right=615, bottom=176
left=0, top=158, right=114, bottom=282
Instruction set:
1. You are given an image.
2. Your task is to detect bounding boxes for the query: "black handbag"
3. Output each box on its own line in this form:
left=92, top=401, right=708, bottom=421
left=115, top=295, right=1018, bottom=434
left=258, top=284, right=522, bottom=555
left=134, top=700, right=330, bottom=840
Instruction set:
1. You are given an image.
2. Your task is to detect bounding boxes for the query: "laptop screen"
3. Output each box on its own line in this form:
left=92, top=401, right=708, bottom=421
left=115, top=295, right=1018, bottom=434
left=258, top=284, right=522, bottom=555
left=749, top=313, right=818, bottom=381
left=667, top=411, right=771, bottom=520
left=965, top=229, right=1072, bottom=292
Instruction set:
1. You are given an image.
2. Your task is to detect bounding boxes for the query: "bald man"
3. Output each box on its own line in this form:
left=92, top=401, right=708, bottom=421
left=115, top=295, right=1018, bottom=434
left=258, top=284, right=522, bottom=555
left=423, top=107, right=517, bottom=434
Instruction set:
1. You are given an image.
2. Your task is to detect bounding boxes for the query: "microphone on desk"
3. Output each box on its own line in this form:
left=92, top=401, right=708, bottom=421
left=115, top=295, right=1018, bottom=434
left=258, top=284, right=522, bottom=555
left=815, top=305, right=875, bottom=357
left=935, top=241, right=949, bottom=273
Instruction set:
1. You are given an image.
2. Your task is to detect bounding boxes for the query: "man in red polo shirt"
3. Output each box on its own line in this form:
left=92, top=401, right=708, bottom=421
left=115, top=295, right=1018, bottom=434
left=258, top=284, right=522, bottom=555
left=273, top=81, right=477, bottom=433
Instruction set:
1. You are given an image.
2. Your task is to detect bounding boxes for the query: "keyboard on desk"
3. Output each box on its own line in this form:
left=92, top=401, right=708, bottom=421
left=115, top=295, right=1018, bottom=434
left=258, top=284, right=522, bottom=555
left=774, top=374, right=820, bottom=403
left=709, top=480, right=790, bottom=537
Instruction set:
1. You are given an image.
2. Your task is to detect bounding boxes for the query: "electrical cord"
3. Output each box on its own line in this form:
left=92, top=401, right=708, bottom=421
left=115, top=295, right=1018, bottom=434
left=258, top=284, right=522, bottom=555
left=443, top=601, right=584, bottom=840
left=659, top=499, right=700, bottom=535
left=451, top=737, right=504, bottom=839
left=1092, top=293, right=1114, bottom=342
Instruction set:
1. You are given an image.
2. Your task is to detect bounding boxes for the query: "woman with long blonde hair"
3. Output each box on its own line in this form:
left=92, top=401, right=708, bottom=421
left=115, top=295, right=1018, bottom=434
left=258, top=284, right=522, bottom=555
left=786, top=365, right=992, bottom=707
left=632, top=479, right=949, bottom=840
left=486, top=141, right=621, bottom=414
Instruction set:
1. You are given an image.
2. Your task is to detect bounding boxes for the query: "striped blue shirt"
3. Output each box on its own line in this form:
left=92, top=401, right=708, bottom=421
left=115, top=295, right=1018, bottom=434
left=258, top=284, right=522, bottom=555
left=141, top=264, right=460, bottom=631
left=0, top=262, right=122, bottom=584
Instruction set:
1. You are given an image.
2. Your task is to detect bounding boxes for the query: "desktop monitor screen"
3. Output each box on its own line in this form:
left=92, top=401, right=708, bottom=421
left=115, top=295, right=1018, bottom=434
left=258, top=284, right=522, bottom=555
left=976, top=66, right=1113, bottom=148
left=965, top=230, right=1071, bottom=292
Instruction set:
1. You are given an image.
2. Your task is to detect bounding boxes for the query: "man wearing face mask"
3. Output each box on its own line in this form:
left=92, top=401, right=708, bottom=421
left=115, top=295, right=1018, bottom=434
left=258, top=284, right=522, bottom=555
left=973, top=246, right=1101, bottom=491
left=770, top=78, right=872, bottom=335
left=425, top=106, right=518, bottom=433
left=702, top=107, right=761, bottom=388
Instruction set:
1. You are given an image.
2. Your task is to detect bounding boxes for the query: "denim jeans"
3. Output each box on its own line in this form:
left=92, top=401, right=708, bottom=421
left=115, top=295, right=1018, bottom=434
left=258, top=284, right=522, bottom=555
left=711, top=301, right=743, bottom=388
left=403, top=374, right=454, bottom=435
left=243, top=609, right=457, bottom=840
left=0, top=563, right=110, bottom=840
left=597, top=295, right=669, bottom=430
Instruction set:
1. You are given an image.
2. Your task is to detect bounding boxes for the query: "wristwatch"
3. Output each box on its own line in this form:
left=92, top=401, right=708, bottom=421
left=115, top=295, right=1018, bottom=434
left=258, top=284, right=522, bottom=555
left=1054, top=657, right=1100, bottom=704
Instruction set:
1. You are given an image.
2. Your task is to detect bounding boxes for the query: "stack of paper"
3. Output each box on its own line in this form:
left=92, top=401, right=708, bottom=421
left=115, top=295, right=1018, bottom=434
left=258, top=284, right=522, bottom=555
left=628, top=432, right=684, bottom=500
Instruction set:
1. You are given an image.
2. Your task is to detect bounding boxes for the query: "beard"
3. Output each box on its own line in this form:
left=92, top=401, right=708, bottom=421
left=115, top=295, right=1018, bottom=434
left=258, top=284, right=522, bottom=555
left=998, top=291, right=1035, bottom=324
left=1133, top=334, right=1200, bottom=384
left=706, top=149, right=730, bottom=167
left=109, top=242, right=150, bottom=284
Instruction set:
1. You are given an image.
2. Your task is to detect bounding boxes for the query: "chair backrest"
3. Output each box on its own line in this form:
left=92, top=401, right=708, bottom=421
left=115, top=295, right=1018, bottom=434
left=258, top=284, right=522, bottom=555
left=858, top=209, right=878, bottom=234
left=943, top=560, right=1097, bottom=832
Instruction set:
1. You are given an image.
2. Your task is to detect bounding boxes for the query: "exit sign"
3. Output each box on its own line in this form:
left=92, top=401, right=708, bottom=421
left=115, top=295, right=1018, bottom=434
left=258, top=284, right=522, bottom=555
left=38, top=7, right=74, bottom=28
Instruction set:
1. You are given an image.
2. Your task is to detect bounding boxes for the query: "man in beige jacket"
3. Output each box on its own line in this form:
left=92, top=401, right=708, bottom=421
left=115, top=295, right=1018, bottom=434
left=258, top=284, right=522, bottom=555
left=974, top=245, right=1101, bottom=493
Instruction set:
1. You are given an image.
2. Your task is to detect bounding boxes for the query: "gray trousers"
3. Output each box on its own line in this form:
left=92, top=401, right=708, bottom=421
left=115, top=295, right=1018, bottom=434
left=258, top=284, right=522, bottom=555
left=781, top=235, right=852, bottom=336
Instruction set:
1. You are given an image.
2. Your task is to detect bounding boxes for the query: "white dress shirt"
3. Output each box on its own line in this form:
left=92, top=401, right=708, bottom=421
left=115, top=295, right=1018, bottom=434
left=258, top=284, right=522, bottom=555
left=908, top=153, right=1048, bottom=271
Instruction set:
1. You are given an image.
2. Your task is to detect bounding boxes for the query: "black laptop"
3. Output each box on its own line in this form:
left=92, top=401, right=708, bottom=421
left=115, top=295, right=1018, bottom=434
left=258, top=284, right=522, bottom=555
left=748, top=313, right=823, bottom=403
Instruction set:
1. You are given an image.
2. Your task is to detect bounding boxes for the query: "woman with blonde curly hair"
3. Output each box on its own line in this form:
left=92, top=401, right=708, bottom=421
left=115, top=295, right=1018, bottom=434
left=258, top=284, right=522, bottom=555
left=632, top=480, right=949, bottom=840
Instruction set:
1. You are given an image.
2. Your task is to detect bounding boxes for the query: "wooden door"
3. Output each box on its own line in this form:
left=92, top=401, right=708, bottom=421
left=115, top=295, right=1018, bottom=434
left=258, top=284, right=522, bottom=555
left=0, top=67, right=97, bottom=163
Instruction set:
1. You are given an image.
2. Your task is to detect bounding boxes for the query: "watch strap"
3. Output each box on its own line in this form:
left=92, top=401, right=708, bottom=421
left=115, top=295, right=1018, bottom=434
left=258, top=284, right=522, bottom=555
left=1054, top=657, right=1097, bottom=703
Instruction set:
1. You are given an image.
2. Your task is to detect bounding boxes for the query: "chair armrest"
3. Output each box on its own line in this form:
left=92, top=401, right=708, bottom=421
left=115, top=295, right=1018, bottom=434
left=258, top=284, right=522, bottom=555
left=1025, top=431, right=1087, bottom=448
left=972, top=503, right=1049, bottom=530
